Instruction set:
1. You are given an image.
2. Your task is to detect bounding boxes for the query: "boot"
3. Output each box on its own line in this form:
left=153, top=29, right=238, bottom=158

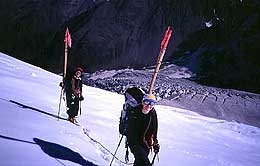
left=73, top=117, right=78, bottom=123
left=68, top=117, right=74, bottom=123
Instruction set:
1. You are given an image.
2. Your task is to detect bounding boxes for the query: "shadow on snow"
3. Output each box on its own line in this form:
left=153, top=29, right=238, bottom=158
left=33, top=138, right=98, bottom=166
left=9, top=100, right=67, bottom=121
left=0, top=134, right=97, bottom=166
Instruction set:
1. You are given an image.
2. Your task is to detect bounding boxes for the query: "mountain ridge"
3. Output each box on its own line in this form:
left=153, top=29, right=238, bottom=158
left=0, top=0, right=259, bottom=93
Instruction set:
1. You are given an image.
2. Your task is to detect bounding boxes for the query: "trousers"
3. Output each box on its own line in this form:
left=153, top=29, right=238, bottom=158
left=130, top=145, right=151, bottom=166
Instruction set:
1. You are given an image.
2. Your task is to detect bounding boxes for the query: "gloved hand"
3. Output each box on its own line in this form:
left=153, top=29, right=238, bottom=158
left=153, top=143, right=160, bottom=153
left=79, top=96, right=84, bottom=101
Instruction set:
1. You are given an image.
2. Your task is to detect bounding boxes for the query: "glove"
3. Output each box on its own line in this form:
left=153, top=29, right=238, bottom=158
left=153, top=143, right=160, bottom=153
left=79, top=96, right=84, bottom=101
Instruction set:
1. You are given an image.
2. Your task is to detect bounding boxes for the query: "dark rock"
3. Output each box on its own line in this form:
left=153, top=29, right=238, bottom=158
left=0, top=0, right=259, bottom=94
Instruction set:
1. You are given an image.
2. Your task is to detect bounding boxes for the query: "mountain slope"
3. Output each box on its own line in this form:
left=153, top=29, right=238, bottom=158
left=1, top=52, right=260, bottom=166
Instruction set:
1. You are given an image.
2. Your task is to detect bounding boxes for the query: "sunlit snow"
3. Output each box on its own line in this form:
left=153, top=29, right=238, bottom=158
left=0, top=52, right=259, bottom=166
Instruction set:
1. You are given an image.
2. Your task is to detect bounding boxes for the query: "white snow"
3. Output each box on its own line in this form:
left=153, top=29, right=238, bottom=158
left=0, top=52, right=260, bottom=166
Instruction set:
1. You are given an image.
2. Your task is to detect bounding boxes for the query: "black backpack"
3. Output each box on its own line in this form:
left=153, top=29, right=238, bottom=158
left=119, top=86, right=145, bottom=136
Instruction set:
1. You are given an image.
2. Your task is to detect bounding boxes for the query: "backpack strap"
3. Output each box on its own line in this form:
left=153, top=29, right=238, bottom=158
left=143, top=114, right=152, bottom=149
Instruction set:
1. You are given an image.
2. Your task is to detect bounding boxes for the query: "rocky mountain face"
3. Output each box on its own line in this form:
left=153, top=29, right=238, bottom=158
left=0, top=0, right=208, bottom=72
left=170, top=0, right=260, bottom=94
left=0, top=0, right=259, bottom=94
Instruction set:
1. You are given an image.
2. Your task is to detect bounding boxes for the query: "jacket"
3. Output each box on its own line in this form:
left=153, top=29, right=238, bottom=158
left=127, top=105, right=158, bottom=148
left=71, top=76, right=83, bottom=98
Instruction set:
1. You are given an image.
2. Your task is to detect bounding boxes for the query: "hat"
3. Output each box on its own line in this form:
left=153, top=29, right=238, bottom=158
left=142, top=93, right=157, bottom=102
left=76, top=67, right=83, bottom=72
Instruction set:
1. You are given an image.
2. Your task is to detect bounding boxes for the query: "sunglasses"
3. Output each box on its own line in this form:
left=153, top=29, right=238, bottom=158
left=143, top=99, right=156, bottom=106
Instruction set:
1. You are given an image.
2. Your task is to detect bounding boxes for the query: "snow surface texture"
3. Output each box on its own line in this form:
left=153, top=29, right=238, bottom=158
left=84, top=64, right=260, bottom=128
left=0, top=52, right=260, bottom=166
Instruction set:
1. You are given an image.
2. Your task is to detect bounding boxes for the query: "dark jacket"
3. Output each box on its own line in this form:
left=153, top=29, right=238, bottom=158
left=65, top=75, right=82, bottom=97
left=66, top=76, right=83, bottom=118
left=127, top=105, right=158, bottom=148
left=71, top=76, right=83, bottom=98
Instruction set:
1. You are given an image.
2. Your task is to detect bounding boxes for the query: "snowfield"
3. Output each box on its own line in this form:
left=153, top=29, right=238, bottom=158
left=0, top=52, right=260, bottom=166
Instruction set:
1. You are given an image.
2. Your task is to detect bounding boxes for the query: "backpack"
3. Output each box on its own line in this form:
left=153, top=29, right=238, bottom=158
left=119, top=86, right=145, bottom=136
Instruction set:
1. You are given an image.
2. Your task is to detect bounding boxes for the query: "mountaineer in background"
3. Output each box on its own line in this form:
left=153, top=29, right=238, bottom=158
left=64, top=67, right=84, bottom=123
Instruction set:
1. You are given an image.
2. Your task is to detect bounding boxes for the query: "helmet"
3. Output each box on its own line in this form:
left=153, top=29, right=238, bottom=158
left=142, top=93, right=157, bottom=106
left=142, top=93, right=156, bottom=102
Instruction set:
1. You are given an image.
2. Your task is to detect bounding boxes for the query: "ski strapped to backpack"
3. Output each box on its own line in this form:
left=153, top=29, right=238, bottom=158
left=58, top=27, right=72, bottom=120
left=112, top=26, right=173, bottom=166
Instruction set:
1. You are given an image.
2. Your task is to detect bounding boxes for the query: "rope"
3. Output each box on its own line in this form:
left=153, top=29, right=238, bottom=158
left=83, top=128, right=134, bottom=165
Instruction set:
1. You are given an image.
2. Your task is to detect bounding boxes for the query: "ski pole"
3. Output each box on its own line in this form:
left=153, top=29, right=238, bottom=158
left=109, top=134, right=124, bottom=166
left=57, top=88, right=63, bottom=121
left=79, top=100, right=82, bottom=115
left=151, top=152, right=158, bottom=166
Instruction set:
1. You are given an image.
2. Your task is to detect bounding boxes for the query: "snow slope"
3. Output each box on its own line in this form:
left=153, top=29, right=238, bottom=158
left=0, top=52, right=260, bottom=166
